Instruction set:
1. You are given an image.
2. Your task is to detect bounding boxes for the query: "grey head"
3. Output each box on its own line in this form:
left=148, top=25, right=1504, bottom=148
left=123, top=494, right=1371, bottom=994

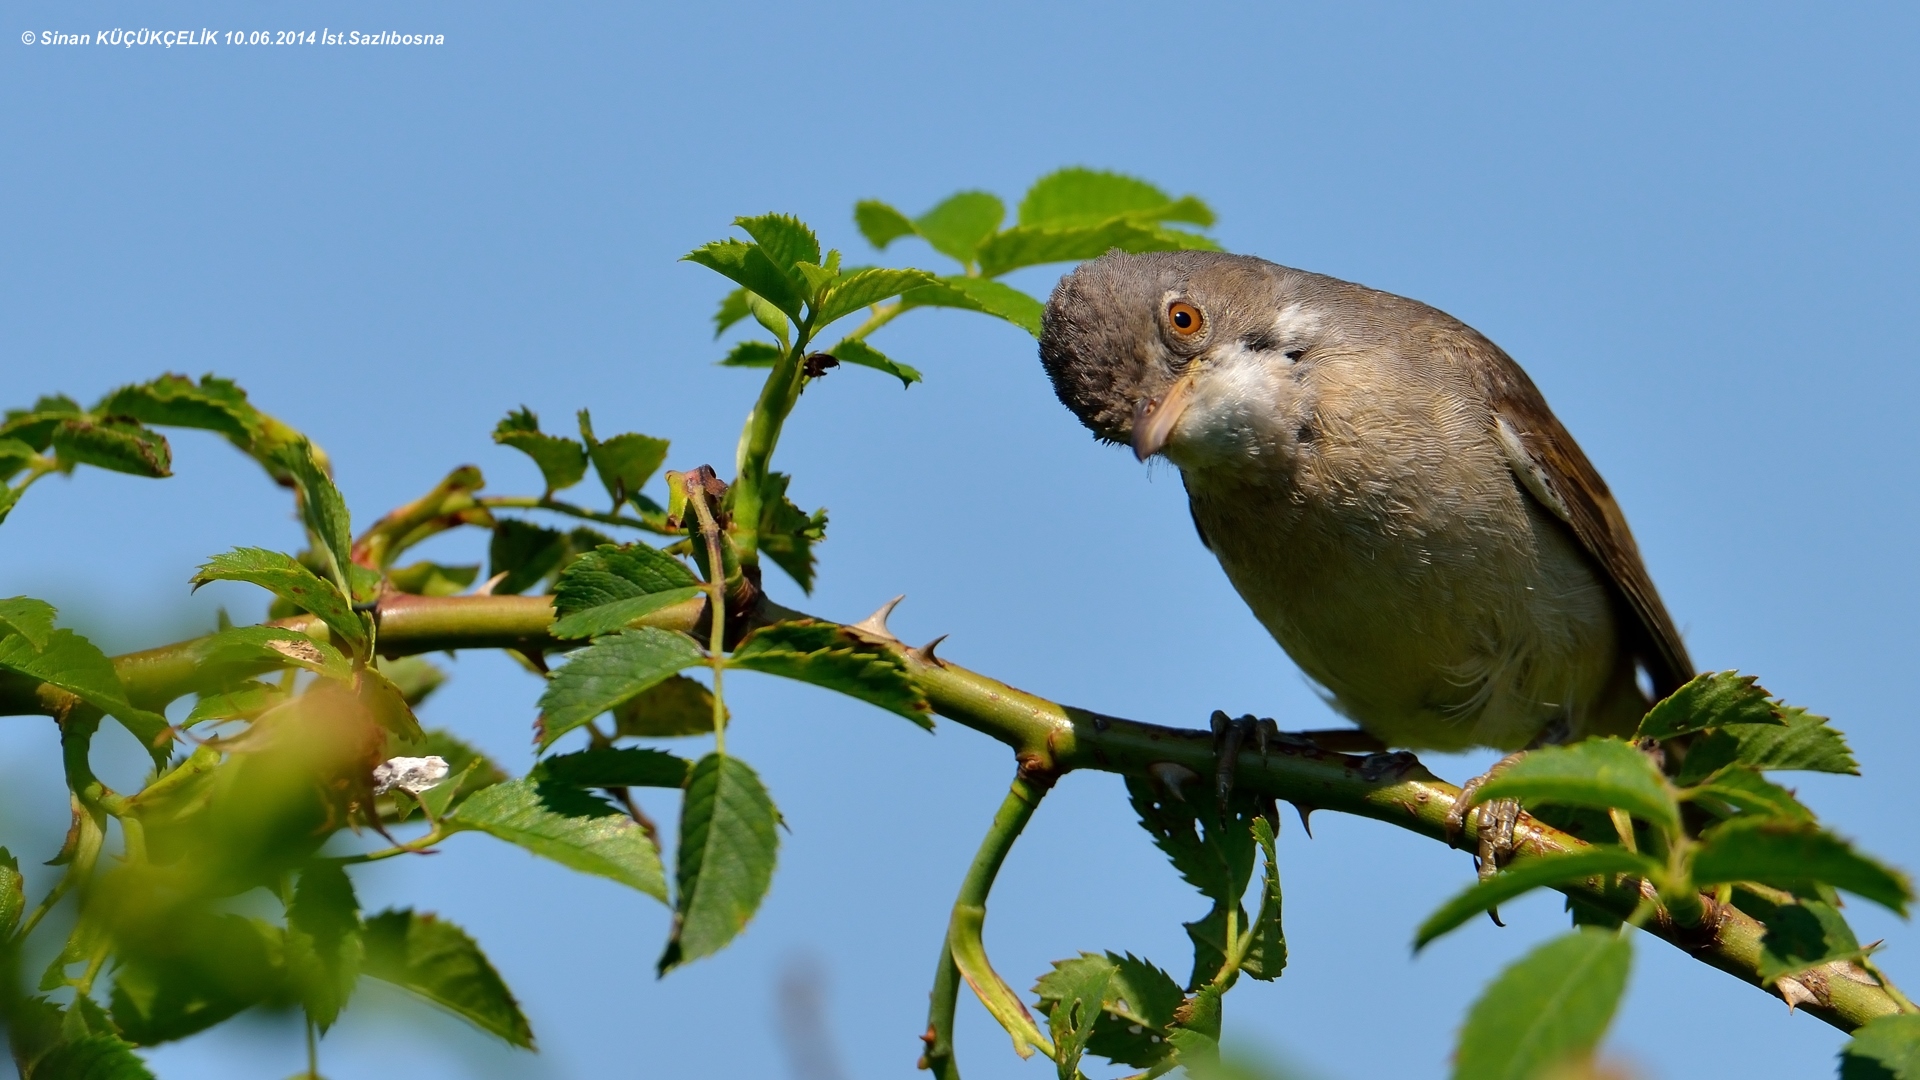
left=1038, top=250, right=1356, bottom=462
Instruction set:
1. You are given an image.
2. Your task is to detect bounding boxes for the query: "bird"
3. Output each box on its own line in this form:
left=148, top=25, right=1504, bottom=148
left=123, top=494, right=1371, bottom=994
left=1038, top=250, right=1692, bottom=860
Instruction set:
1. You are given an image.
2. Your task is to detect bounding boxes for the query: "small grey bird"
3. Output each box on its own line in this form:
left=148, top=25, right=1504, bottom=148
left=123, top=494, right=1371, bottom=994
left=1039, top=250, right=1691, bottom=760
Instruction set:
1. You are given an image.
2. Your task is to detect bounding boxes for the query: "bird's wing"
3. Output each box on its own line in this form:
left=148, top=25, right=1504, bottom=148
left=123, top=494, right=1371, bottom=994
left=1472, top=343, right=1694, bottom=696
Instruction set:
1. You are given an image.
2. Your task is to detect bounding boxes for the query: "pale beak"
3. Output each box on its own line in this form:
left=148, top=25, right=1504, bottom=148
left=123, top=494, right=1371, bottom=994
left=1131, top=373, right=1197, bottom=461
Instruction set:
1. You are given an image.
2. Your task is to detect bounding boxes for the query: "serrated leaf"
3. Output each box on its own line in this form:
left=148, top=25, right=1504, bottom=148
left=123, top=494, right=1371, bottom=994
left=577, top=410, right=669, bottom=511
left=94, top=372, right=259, bottom=444
left=1123, top=776, right=1256, bottom=909
left=185, top=680, right=284, bottom=725
left=713, top=287, right=752, bottom=338
left=1018, top=168, right=1216, bottom=229
left=1042, top=951, right=1111, bottom=1080
left=824, top=338, right=921, bottom=388
left=263, top=438, right=355, bottom=593
left=720, top=340, right=783, bottom=368
left=727, top=620, right=930, bottom=725
left=0, top=627, right=168, bottom=755
left=658, top=754, right=780, bottom=973
left=1683, top=765, right=1815, bottom=821
left=813, top=268, right=941, bottom=328
left=1740, top=891, right=1868, bottom=985
left=192, top=547, right=366, bottom=653
left=27, top=1035, right=157, bottom=1080
left=614, top=674, right=723, bottom=738
left=1692, top=818, right=1910, bottom=914
left=50, top=417, right=172, bottom=478
left=978, top=219, right=1218, bottom=278
left=109, top=914, right=286, bottom=1046
left=0, top=846, right=22, bottom=938
left=756, top=472, right=827, bottom=593
left=735, top=213, right=821, bottom=273
left=493, top=407, right=588, bottom=496
left=487, top=520, right=571, bottom=595
left=913, top=191, right=1006, bottom=265
left=553, top=542, right=699, bottom=613
left=1475, top=739, right=1680, bottom=836
left=853, top=199, right=918, bottom=249
left=1166, top=982, right=1224, bottom=1068
left=903, top=276, right=1047, bottom=337
left=1036, top=952, right=1184, bottom=1070
left=1637, top=670, right=1783, bottom=739
left=191, top=625, right=352, bottom=683
left=355, top=666, right=426, bottom=743
left=1676, top=706, right=1858, bottom=783
left=682, top=238, right=806, bottom=320
left=1452, top=928, right=1632, bottom=1080
left=537, top=746, right=690, bottom=788
left=536, top=628, right=707, bottom=748
left=451, top=776, right=666, bottom=900
left=0, top=596, right=57, bottom=650
left=1415, top=848, right=1662, bottom=950
left=362, top=909, right=533, bottom=1048
left=550, top=586, right=702, bottom=640
left=287, top=862, right=362, bottom=1031
left=1243, top=816, right=1286, bottom=981
left=1841, top=1014, right=1920, bottom=1079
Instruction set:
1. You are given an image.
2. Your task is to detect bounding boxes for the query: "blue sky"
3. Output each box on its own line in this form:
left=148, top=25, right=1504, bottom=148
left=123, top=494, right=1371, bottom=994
left=4, top=3, right=1919, bottom=1078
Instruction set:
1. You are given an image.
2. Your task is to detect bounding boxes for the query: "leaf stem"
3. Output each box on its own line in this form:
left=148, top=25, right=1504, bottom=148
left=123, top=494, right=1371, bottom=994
left=479, top=495, right=674, bottom=535
left=329, top=824, right=448, bottom=864
left=684, top=473, right=731, bottom=756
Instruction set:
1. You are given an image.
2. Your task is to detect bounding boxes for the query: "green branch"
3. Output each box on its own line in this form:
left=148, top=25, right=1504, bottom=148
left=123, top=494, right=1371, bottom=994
left=0, top=591, right=1904, bottom=1033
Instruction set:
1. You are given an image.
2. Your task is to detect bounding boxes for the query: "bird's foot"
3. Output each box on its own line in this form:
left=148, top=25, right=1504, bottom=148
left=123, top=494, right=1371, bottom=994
left=1445, top=752, right=1531, bottom=923
left=1209, top=711, right=1273, bottom=812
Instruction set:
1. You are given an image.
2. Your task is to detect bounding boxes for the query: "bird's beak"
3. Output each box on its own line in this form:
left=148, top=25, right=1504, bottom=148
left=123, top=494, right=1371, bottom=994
left=1131, top=373, right=1197, bottom=461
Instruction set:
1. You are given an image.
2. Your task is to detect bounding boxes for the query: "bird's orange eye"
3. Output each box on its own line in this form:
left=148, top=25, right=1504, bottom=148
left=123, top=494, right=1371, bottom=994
left=1168, top=301, right=1203, bottom=336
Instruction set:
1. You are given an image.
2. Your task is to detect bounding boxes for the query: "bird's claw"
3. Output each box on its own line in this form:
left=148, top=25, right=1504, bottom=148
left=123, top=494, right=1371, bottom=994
left=1444, top=751, right=1532, bottom=922
left=1209, top=710, right=1282, bottom=813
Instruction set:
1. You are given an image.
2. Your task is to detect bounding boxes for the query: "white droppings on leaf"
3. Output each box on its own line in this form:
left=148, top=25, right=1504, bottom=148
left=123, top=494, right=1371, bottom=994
left=373, top=755, right=450, bottom=795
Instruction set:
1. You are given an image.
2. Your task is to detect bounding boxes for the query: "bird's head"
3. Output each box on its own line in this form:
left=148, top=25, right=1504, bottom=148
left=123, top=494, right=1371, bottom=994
left=1039, top=250, right=1321, bottom=466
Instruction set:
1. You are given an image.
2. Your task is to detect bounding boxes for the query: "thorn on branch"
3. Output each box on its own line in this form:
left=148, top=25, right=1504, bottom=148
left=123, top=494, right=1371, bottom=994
left=851, top=595, right=905, bottom=641
left=911, top=635, right=948, bottom=666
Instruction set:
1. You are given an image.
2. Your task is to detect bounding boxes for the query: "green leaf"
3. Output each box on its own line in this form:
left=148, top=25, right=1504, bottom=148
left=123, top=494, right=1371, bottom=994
left=355, top=666, right=428, bottom=743
left=1243, top=816, right=1286, bottom=981
left=0, top=596, right=57, bottom=649
left=577, top=410, right=670, bottom=510
left=50, top=417, right=172, bottom=478
left=191, top=547, right=366, bottom=653
left=386, top=560, right=480, bottom=598
left=1451, top=928, right=1633, bottom=1080
left=1692, top=817, right=1911, bottom=914
left=1124, top=776, right=1257, bottom=909
left=26, top=1035, right=157, bottom=1080
left=361, top=908, right=533, bottom=1048
left=1034, top=952, right=1184, bottom=1071
left=190, top=625, right=352, bottom=683
left=735, top=213, right=821, bottom=273
left=537, top=746, right=690, bottom=789
left=913, top=191, right=1006, bottom=265
left=1683, top=765, right=1814, bottom=822
left=286, top=862, right=362, bottom=1032
left=713, top=287, right=752, bottom=338
left=1415, top=848, right=1662, bottom=950
left=658, top=754, right=780, bottom=973
left=813, top=268, right=941, bottom=328
left=0, top=480, right=20, bottom=525
left=1018, top=168, right=1215, bottom=229
left=727, top=619, right=930, bottom=726
left=487, top=519, right=571, bottom=595
left=94, top=373, right=260, bottom=442
left=418, top=729, right=507, bottom=805
left=263, top=437, right=355, bottom=592
left=682, top=238, right=806, bottom=320
left=1475, top=739, right=1680, bottom=836
left=1636, top=670, right=1783, bottom=739
left=537, top=628, right=707, bottom=749
left=977, top=219, right=1218, bottom=278
left=1676, top=706, right=1859, bottom=783
left=903, top=276, right=1047, bottom=337
left=824, top=338, right=922, bottom=388
left=613, top=673, right=724, bottom=738
left=493, top=407, right=588, bottom=496
left=854, top=199, right=919, bottom=249
left=1841, top=1014, right=1920, bottom=1079
left=550, top=586, right=702, bottom=640
left=746, top=290, right=791, bottom=346
left=0, top=627, right=169, bottom=755
left=1740, top=891, right=1869, bottom=985
left=1166, top=982, right=1224, bottom=1068
left=553, top=541, right=699, bottom=613
left=451, top=776, right=667, bottom=901
left=719, top=340, right=783, bottom=368
left=756, top=472, right=828, bottom=593
left=0, top=847, right=22, bottom=938
left=1042, top=951, right=1111, bottom=1080
left=109, top=914, right=287, bottom=1046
